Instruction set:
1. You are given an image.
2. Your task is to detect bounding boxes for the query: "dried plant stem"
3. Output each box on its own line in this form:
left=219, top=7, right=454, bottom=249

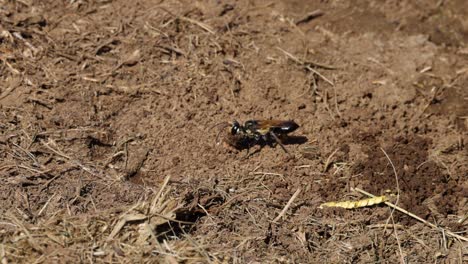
left=0, top=243, right=6, bottom=264
left=273, top=188, right=301, bottom=223
left=179, top=17, right=215, bottom=34
left=380, top=148, right=404, bottom=264
left=41, top=139, right=103, bottom=179
left=277, top=47, right=335, bottom=86
left=323, top=148, right=339, bottom=173
left=159, top=7, right=215, bottom=34
left=354, top=188, right=468, bottom=242
left=151, top=175, right=171, bottom=213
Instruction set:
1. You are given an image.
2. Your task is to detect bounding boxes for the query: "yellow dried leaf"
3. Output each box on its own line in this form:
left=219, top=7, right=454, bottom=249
left=319, top=196, right=387, bottom=209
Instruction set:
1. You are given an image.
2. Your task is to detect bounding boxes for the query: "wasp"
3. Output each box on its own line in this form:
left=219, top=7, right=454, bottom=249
left=215, top=119, right=300, bottom=155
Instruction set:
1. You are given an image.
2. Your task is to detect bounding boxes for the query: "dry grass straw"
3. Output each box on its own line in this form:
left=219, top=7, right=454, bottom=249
left=354, top=188, right=468, bottom=243
left=272, top=188, right=301, bottom=223
left=0, top=175, right=220, bottom=263
left=158, top=7, right=215, bottom=34
left=276, top=47, right=335, bottom=86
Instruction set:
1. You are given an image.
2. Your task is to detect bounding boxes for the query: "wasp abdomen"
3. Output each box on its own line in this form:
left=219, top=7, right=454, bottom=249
left=270, top=120, right=299, bottom=134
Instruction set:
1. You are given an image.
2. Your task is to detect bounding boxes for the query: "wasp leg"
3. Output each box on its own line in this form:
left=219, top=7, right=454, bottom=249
left=243, top=146, right=250, bottom=159
left=244, top=137, right=263, bottom=158
left=244, top=144, right=264, bottom=159
left=269, top=132, right=290, bottom=155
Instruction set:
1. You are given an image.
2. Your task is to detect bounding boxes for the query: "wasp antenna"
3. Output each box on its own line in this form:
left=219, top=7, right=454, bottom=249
left=211, top=122, right=231, bottom=146
left=208, top=121, right=231, bottom=131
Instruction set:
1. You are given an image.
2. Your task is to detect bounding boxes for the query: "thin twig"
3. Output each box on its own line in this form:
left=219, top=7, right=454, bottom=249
left=277, top=47, right=335, bottom=86
left=333, top=85, right=342, bottom=118
left=41, top=139, right=103, bottom=179
left=380, top=147, right=404, bottom=264
left=273, top=188, right=301, bottom=223
left=322, top=90, right=336, bottom=121
left=151, top=175, right=171, bottom=213
left=354, top=188, right=468, bottom=242
left=0, top=243, right=6, bottom=264
left=323, top=148, right=339, bottom=173
left=295, top=10, right=324, bottom=25
left=305, top=65, right=335, bottom=86
left=0, top=78, right=21, bottom=100
left=179, top=17, right=215, bottom=34
left=159, top=7, right=215, bottom=34
left=390, top=214, right=405, bottom=264
left=37, top=194, right=56, bottom=217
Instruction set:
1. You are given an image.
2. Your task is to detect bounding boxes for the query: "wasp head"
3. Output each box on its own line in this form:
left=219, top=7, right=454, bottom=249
left=231, top=120, right=242, bottom=135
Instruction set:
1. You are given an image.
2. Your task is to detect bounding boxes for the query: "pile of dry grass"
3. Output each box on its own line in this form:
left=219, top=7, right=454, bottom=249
left=0, top=176, right=226, bottom=263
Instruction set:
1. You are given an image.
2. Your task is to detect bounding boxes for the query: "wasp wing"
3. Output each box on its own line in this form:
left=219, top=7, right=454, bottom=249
left=251, top=120, right=299, bottom=135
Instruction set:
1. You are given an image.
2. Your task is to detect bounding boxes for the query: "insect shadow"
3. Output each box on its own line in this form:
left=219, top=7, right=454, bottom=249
left=242, top=135, right=308, bottom=158
left=280, top=135, right=308, bottom=145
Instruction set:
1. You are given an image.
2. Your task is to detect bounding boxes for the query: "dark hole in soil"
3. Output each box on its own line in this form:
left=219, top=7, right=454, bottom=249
left=153, top=209, right=206, bottom=242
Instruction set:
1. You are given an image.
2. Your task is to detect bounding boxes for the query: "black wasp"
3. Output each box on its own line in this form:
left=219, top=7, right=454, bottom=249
left=215, top=119, right=300, bottom=155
